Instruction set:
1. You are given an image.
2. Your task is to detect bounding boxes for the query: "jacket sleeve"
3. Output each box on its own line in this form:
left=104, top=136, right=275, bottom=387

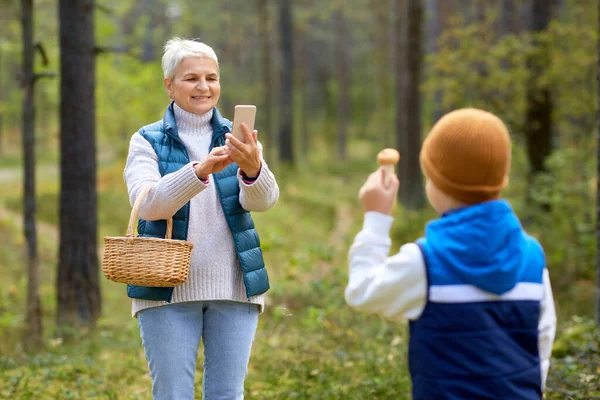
left=123, top=132, right=208, bottom=221
left=345, top=212, right=427, bottom=321
left=538, top=268, right=557, bottom=390
left=238, top=141, right=279, bottom=212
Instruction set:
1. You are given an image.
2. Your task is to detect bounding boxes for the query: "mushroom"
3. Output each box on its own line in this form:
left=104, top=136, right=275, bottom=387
left=377, top=148, right=400, bottom=185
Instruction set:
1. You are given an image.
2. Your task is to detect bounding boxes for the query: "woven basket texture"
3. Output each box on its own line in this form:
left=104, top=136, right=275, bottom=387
left=102, top=185, right=193, bottom=287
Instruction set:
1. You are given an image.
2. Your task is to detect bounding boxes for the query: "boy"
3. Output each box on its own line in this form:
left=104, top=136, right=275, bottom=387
left=345, top=108, right=556, bottom=399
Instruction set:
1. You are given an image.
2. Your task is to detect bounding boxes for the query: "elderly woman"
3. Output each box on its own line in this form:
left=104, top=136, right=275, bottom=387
left=123, top=37, right=279, bottom=400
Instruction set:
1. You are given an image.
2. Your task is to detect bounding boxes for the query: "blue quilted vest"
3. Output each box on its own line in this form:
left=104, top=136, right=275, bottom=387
left=409, top=200, right=545, bottom=400
left=126, top=102, right=270, bottom=302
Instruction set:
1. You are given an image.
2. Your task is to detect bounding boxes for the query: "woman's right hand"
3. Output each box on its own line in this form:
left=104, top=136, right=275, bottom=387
left=194, top=146, right=232, bottom=180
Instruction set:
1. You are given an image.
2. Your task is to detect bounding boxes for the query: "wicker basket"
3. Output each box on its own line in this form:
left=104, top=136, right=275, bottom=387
left=102, top=185, right=193, bottom=287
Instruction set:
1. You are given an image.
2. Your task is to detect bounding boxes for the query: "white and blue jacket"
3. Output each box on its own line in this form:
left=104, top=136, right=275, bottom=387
left=345, top=200, right=556, bottom=400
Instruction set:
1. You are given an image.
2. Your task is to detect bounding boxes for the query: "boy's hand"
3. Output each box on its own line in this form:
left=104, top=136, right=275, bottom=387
left=358, top=168, right=400, bottom=215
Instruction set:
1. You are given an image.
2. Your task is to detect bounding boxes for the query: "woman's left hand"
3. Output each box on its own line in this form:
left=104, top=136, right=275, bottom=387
left=225, top=123, right=262, bottom=178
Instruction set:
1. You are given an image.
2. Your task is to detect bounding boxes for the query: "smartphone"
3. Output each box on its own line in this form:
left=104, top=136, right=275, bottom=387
left=231, top=105, right=257, bottom=142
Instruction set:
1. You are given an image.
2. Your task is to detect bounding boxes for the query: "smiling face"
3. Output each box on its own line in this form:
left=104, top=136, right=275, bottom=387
left=163, top=56, right=220, bottom=115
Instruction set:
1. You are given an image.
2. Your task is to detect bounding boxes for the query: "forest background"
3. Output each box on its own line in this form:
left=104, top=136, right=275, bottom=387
left=0, top=0, right=599, bottom=398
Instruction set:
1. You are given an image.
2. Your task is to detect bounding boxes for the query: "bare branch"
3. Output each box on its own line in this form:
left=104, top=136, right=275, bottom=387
left=33, top=41, right=49, bottom=66
left=94, top=45, right=136, bottom=58
left=34, top=72, right=56, bottom=82
left=95, top=2, right=115, bottom=16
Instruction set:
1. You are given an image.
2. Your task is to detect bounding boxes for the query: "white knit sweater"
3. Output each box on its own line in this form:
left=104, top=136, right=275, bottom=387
left=124, top=104, right=279, bottom=317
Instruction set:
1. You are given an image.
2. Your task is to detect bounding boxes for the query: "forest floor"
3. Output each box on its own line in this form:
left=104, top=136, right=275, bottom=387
left=0, top=159, right=598, bottom=399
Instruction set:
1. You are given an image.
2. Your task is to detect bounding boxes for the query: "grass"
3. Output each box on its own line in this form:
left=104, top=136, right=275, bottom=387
left=0, top=146, right=598, bottom=399
left=0, top=152, right=417, bottom=399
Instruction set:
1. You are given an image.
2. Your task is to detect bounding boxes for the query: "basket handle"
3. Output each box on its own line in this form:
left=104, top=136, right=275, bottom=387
left=126, top=185, right=174, bottom=239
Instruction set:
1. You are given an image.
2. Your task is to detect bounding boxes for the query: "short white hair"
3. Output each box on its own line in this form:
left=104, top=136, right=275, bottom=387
left=161, top=37, right=219, bottom=80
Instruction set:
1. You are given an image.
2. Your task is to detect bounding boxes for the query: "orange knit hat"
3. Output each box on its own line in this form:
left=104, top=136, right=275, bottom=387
left=419, top=108, right=512, bottom=204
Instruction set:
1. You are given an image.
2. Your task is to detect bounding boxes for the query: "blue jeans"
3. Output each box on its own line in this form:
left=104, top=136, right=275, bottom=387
left=137, top=300, right=259, bottom=400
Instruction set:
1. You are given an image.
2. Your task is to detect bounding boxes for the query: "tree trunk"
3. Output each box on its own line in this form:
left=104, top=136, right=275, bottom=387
left=257, top=0, right=273, bottom=162
left=304, top=21, right=327, bottom=118
left=426, top=0, right=444, bottom=124
left=596, top=2, right=600, bottom=327
left=525, top=0, right=553, bottom=210
left=297, top=25, right=310, bottom=157
left=57, top=0, right=101, bottom=329
left=519, top=0, right=533, bottom=34
left=121, top=0, right=146, bottom=39
left=0, top=113, right=3, bottom=155
left=499, top=0, right=517, bottom=73
left=21, top=0, right=43, bottom=351
left=500, top=0, right=517, bottom=36
left=278, top=0, right=294, bottom=164
left=334, top=8, right=349, bottom=160
left=0, top=16, right=4, bottom=156
left=395, top=0, right=425, bottom=209
left=189, top=0, right=202, bottom=38
left=141, top=0, right=158, bottom=63
left=371, top=0, right=392, bottom=117
left=141, top=22, right=155, bottom=63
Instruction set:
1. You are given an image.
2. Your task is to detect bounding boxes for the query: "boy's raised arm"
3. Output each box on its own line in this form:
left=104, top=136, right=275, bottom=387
left=345, top=211, right=427, bottom=321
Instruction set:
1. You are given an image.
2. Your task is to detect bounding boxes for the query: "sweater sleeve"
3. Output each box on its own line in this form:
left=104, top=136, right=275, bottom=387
left=538, top=268, right=557, bottom=390
left=238, top=140, right=279, bottom=212
left=345, top=212, right=428, bottom=321
left=123, top=132, right=208, bottom=221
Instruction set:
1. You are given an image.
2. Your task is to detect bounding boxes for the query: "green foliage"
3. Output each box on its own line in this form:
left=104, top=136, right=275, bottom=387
left=0, top=0, right=598, bottom=398
left=96, top=55, right=166, bottom=156
left=424, top=2, right=598, bottom=136
left=0, top=138, right=598, bottom=397
left=423, top=2, right=598, bottom=297
left=526, top=142, right=596, bottom=288
left=545, top=316, right=600, bottom=400
left=0, top=157, right=420, bottom=399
